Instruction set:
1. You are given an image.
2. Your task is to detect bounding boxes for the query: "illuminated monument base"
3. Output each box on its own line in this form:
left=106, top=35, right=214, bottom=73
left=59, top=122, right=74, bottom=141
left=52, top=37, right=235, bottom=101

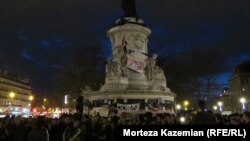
left=82, top=16, right=175, bottom=115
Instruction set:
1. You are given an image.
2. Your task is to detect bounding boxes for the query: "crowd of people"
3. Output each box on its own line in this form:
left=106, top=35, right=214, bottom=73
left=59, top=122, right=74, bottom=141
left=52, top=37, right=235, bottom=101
left=0, top=100, right=250, bottom=141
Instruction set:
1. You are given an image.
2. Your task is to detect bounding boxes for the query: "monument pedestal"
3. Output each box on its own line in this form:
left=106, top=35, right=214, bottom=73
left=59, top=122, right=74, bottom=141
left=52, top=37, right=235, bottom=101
left=100, top=77, right=128, bottom=92
left=83, top=16, right=175, bottom=114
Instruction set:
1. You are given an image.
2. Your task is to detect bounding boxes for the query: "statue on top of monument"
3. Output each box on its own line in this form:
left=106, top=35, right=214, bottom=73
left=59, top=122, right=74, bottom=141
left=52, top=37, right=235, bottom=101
left=121, top=0, right=138, bottom=17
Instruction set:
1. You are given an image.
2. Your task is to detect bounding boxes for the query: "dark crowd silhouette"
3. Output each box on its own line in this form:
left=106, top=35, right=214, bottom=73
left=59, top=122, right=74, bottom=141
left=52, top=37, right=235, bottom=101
left=1, top=100, right=250, bottom=141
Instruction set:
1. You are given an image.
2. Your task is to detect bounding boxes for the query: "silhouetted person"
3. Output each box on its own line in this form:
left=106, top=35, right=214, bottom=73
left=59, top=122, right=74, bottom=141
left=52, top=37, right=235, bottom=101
left=27, top=116, right=49, bottom=141
left=191, top=100, right=216, bottom=125
left=243, top=111, right=250, bottom=125
left=9, top=116, right=26, bottom=141
left=76, top=96, right=84, bottom=117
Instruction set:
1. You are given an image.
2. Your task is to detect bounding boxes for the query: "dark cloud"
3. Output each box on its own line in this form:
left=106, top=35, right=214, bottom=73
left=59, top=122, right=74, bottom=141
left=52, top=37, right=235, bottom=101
left=0, top=0, right=250, bottom=94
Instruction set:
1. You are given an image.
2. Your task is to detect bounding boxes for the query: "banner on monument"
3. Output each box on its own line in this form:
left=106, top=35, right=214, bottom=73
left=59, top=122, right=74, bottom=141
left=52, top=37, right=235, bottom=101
left=127, top=55, right=146, bottom=73
left=90, top=107, right=109, bottom=117
left=117, top=103, right=140, bottom=113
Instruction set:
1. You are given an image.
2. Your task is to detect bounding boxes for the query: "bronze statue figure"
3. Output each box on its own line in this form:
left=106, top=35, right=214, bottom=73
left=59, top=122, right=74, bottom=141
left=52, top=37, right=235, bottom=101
left=121, top=0, right=138, bottom=17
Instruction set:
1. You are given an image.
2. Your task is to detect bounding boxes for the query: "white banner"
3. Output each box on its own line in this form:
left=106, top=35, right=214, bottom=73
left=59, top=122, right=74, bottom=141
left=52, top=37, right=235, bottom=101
left=117, top=103, right=140, bottom=113
left=90, top=107, right=109, bottom=117
left=127, top=55, right=146, bottom=73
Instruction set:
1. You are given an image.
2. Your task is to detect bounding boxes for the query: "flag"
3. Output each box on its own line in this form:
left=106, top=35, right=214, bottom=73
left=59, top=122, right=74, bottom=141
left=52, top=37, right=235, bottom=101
left=122, top=35, right=127, bottom=53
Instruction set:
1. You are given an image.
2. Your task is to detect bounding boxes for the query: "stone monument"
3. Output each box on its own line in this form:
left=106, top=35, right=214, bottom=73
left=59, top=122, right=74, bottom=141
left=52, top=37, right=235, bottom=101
left=83, top=0, right=175, bottom=114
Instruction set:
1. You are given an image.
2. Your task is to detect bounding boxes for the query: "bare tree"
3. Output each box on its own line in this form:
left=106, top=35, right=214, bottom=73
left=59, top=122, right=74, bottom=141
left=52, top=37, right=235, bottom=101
left=159, top=47, right=226, bottom=106
left=55, top=45, right=105, bottom=95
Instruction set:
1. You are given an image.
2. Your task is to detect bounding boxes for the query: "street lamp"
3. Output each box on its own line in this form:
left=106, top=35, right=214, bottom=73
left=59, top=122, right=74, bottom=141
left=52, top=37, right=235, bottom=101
left=183, top=100, right=189, bottom=110
left=8, top=92, right=16, bottom=114
left=213, top=106, right=218, bottom=111
left=9, top=92, right=15, bottom=99
left=217, top=101, right=223, bottom=112
left=43, top=98, right=48, bottom=109
left=29, top=95, right=34, bottom=101
left=240, top=97, right=246, bottom=111
left=179, top=116, right=186, bottom=124
left=176, top=104, right=181, bottom=110
left=9, top=92, right=15, bottom=106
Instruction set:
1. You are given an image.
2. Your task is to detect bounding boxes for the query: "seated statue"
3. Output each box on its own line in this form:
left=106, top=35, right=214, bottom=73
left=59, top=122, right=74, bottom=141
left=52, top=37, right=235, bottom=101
left=154, top=66, right=166, bottom=81
left=146, top=54, right=157, bottom=80
left=106, top=58, right=121, bottom=77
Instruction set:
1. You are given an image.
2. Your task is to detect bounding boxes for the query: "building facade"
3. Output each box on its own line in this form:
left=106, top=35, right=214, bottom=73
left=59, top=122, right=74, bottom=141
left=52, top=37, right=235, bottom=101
left=228, top=60, right=250, bottom=113
left=0, top=69, right=33, bottom=116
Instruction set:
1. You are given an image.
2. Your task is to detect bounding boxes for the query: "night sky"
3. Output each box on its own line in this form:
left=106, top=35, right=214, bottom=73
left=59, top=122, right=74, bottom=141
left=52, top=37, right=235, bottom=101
left=0, top=0, right=250, bottom=96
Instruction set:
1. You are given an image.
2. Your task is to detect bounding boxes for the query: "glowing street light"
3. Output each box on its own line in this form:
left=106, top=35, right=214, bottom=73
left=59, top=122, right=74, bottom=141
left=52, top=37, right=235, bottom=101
left=29, top=95, right=34, bottom=101
left=218, top=101, right=222, bottom=106
left=184, top=100, right=189, bottom=106
left=64, top=95, right=68, bottom=105
left=217, top=101, right=223, bottom=112
left=9, top=92, right=15, bottom=99
left=176, top=104, right=181, bottom=110
left=179, top=116, right=186, bottom=124
left=183, top=100, right=189, bottom=110
left=213, top=106, right=218, bottom=111
left=8, top=92, right=15, bottom=107
left=43, top=98, right=48, bottom=109
left=240, top=97, right=246, bottom=111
